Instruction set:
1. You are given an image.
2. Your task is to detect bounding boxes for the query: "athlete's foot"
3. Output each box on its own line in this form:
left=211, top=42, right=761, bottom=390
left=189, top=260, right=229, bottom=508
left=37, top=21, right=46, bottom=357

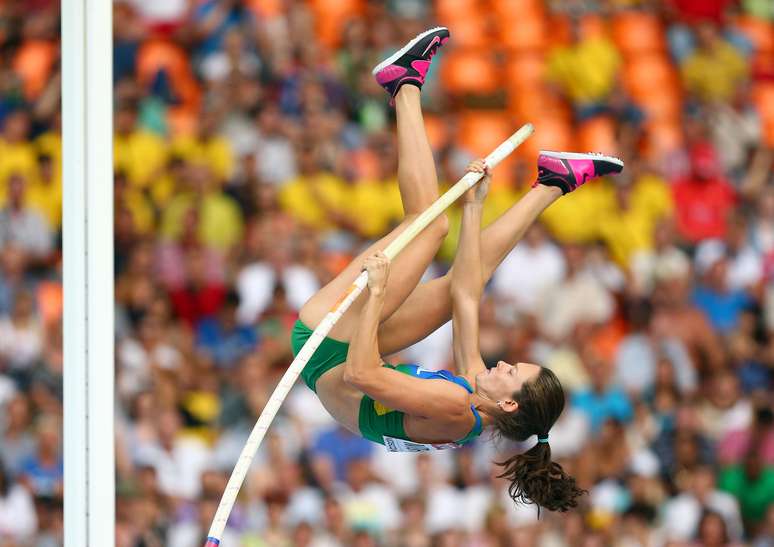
left=532, top=151, right=624, bottom=195
left=372, top=26, right=450, bottom=103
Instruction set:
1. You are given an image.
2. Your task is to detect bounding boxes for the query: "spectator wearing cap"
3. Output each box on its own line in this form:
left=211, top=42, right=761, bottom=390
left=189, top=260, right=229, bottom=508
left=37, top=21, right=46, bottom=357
left=672, top=142, right=736, bottom=244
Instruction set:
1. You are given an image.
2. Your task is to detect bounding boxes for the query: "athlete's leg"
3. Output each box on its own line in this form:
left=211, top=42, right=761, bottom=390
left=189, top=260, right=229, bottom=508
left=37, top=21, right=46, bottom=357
left=377, top=151, right=625, bottom=354
left=376, top=185, right=561, bottom=353
left=300, top=30, right=450, bottom=340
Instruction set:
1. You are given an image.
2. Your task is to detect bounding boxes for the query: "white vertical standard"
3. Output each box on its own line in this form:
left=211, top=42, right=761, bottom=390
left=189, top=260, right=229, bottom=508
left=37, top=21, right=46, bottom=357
left=62, top=0, right=114, bottom=545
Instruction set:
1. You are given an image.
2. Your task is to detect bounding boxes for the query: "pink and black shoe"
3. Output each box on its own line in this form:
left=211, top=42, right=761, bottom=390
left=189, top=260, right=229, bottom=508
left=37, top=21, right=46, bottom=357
left=533, top=151, right=624, bottom=195
left=372, top=26, right=450, bottom=103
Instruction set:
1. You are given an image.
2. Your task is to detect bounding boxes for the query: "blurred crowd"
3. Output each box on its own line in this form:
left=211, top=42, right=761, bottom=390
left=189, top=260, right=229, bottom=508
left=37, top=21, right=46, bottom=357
left=0, top=0, right=773, bottom=545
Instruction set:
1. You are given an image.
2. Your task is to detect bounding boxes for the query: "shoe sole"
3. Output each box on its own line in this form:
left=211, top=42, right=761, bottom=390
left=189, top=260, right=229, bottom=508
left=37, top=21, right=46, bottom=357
left=539, top=150, right=625, bottom=169
left=371, top=26, right=449, bottom=76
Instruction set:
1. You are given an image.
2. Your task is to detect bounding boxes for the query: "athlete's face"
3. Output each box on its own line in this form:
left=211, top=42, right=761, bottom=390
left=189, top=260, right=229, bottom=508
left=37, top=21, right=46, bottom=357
left=475, top=361, right=542, bottom=413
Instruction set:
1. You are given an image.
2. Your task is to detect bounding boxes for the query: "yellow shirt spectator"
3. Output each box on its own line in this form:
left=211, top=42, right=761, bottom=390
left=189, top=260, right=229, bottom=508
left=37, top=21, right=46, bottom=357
left=36, top=132, right=61, bottom=165
left=349, top=177, right=403, bottom=238
left=0, top=140, right=38, bottom=189
left=439, top=185, right=519, bottom=262
left=596, top=174, right=674, bottom=266
left=160, top=192, right=244, bottom=251
left=682, top=41, right=748, bottom=102
left=541, top=180, right=615, bottom=243
left=171, top=135, right=234, bottom=183
left=279, top=173, right=353, bottom=232
left=114, top=130, right=169, bottom=189
left=547, top=37, right=622, bottom=105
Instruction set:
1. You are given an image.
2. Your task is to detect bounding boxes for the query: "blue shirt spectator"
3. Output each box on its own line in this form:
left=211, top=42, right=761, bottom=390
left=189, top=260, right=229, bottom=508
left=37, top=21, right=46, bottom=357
left=311, top=426, right=373, bottom=482
left=572, top=386, right=634, bottom=434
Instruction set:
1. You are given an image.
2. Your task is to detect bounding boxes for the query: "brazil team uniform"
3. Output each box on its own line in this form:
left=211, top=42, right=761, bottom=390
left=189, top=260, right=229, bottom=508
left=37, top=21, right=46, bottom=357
left=290, top=319, right=482, bottom=448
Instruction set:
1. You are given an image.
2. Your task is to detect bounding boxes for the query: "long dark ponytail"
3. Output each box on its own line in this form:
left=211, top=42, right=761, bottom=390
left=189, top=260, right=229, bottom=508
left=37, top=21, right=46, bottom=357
left=493, top=367, right=585, bottom=513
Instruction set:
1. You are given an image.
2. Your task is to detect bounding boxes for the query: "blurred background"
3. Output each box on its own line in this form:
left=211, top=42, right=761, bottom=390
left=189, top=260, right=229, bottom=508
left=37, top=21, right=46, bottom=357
left=0, top=0, right=773, bottom=545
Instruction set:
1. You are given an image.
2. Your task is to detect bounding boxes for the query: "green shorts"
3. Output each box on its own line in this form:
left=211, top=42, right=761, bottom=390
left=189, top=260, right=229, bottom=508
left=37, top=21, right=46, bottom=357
left=290, top=319, right=350, bottom=393
left=289, top=319, right=408, bottom=444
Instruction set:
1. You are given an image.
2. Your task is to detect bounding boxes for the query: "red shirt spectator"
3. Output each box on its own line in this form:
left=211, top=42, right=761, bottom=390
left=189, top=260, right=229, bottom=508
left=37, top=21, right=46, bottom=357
left=667, top=0, right=737, bottom=24
left=673, top=143, right=737, bottom=243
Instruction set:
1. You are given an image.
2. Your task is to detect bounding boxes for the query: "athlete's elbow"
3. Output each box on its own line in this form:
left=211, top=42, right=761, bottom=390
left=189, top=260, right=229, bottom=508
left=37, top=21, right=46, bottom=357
left=342, top=363, right=369, bottom=388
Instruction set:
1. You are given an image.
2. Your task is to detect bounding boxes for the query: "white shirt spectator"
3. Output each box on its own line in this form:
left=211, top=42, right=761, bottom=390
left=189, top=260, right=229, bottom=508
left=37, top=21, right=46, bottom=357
left=400, top=320, right=453, bottom=371
left=128, top=0, right=187, bottom=25
left=0, top=208, right=52, bottom=258
left=256, top=136, right=298, bottom=186
left=340, top=482, right=401, bottom=532
left=0, top=484, right=37, bottom=541
left=424, top=483, right=465, bottom=533
left=236, top=262, right=318, bottom=324
left=135, top=437, right=212, bottom=500
left=539, top=271, right=614, bottom=341
left=545, top=405, right=591, bottom=459
left=167, top=522, right=241, bottom=547
left=614, top=335, right=697, bottom=395
left=118, top=338, right=182, bottom=399
left=0, top=317, right=42, bottom=369
left=492, top=240, right=565, bottom=316
left=661, top=491, right=743, bottom=541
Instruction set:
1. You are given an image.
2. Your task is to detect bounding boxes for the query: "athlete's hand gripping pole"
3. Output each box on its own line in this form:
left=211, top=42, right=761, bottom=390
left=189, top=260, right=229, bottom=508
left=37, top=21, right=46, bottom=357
left=204, top=123, right=534, bottom=547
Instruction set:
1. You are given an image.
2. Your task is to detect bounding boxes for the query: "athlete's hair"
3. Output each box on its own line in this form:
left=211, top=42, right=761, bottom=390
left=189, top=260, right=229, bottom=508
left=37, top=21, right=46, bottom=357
left=492, top=367, right=585, bottom=513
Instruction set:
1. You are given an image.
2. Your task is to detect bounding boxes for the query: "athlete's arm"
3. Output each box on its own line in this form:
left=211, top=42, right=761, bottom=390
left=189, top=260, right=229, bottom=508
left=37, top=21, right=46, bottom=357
left=451, top=160, right=489, bottom=379
left=344, top=253, right=469, bottom=419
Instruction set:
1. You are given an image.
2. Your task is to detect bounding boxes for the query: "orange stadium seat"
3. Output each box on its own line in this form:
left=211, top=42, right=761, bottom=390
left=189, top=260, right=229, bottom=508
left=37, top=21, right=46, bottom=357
left=440, top=49, right=500, bottom=95
left=310, top=0, right=364, bottom=47
left=580, top=14, right=608, bottom=40
left=622, top=55, right=678, bottom=100
left=13, top=40, right=57, bottom=100
left=435, top=0, right=480, bottom=21
left=457, top=112, right=513, bottom=157
left=446, top=16, right=490, bottom=48
left=508, top=87, right=571, bottom=122
left=635, top=90, right=682, bottom=123
left=246, top=0, right=285, bottom=19
left=753, top=83, right=774, bottom=146
left=611, top=11, right=665, bottom=56
left=499, top=13, right=547, bottom=52
left=423, top=114, right=450, bottom=151
left=137, top=39, right=201, bottom=110
left=518, top=117, right=573, bottom=159
left=576, top=116, right=618, bottom=156
left=644, top=120, right=684, bottom=158
left=732, top=15, right=774, bottom=54
left=491, top=0, right=545, bottom=22
left=504, top=53, right=547, bottom=92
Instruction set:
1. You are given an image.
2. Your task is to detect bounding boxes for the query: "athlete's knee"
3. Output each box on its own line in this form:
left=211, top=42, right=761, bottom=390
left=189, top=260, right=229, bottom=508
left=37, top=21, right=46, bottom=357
left=421, top=213, right=448, bottom=239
